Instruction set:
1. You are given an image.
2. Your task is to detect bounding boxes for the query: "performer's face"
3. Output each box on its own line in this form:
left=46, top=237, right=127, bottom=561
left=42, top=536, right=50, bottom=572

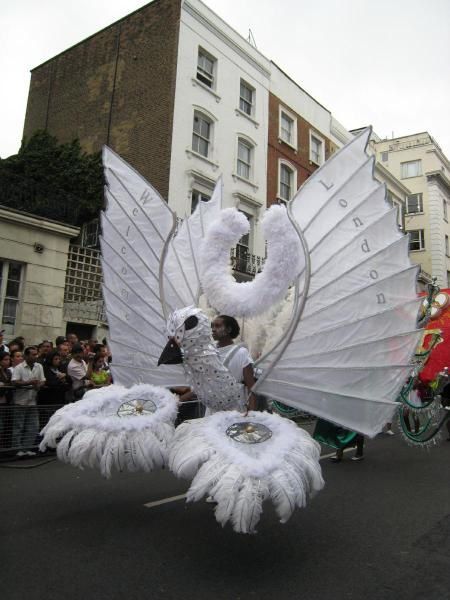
left=211, top=317, right=227, bottom=341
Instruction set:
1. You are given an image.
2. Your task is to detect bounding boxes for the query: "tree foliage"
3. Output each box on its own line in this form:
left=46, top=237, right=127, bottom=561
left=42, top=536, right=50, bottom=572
left=0, top=130, right=103, bottom=226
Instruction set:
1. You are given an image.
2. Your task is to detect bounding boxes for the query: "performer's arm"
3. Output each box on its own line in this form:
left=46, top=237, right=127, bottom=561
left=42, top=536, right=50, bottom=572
left=243, top=364, right=257, bottom=411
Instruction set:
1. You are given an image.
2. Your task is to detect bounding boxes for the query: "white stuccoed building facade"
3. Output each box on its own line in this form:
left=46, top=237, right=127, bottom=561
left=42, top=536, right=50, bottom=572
left=168, top=0, right=271, bottom=258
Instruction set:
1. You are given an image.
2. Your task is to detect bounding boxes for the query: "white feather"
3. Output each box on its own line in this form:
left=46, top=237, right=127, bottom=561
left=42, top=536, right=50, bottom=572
left=40, top=384, right=178, bottom=477
left=231, top=478, right=268, bottom=534
left=168, top=410, right=324, bottom=533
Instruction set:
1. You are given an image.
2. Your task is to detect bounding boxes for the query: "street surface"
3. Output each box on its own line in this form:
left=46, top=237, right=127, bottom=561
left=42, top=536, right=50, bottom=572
left=2, top=427, right=450, bottom=600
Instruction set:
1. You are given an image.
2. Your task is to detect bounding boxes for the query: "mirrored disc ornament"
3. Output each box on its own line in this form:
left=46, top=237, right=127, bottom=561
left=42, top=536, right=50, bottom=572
left=117, top=399, right=157, bottom=417
left=226, top=421, right=273, bottom=444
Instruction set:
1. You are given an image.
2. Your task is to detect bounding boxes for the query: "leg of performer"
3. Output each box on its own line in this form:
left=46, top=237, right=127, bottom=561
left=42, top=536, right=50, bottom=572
left=351, top=435, right=364, bottom=461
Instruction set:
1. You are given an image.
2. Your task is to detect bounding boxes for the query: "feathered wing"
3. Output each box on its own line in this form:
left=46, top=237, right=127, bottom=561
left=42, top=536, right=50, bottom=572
left=101, top=147, right=222, bottom=387
left=254, top=128, right=422, bottom=437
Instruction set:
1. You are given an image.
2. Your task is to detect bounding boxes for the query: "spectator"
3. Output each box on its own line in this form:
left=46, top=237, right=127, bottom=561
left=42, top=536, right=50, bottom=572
left=87, top=338, right=98, bottom=352
left=9, top=350, right=24, bottom=375
left=93, top=344, right=110, bottom=369
left=66, top=333, right=78, bottom=350
left=11, top=346, right=45, bottom=457
left=0, top=351, right=12, bottom=448
left=56, top=342, right=70, bottom=369
left=0, top=330, right=9, bottom=353
left=87, top=354, right=112, bottom=388
left=0, top=351, right=12, bottom=399
left=11, top=336, right=25, bottom=352
left=67, top=343, right=93, bottom=400
left=41, top=351, right=69, bottom=404
left=37, top=340, right=53, bottom=364
left=55, top=335, right=66, bottom=348
left=8, top=341, right=20, bottom=356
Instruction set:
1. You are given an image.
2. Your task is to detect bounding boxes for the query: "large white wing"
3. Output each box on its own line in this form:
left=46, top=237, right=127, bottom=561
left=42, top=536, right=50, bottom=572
left=254, top=128, right=422, bottom=437
left=101, top=147, right=222, bottom=387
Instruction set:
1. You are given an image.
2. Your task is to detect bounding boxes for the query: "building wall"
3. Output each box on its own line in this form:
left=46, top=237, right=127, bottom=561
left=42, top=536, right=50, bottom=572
left=267, top=92, right=337, bottom=207
left=23, top=0, right=182, bottom=200
left=267, top=64, right=343, bottom=208
left=0, top=208, right=78, bottom=344
left=168, top=0, right=271, bottom=256
left=373, top=134, right=450, bottom=285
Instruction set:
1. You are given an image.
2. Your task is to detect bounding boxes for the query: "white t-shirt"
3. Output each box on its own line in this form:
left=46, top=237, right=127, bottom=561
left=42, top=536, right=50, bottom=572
left=216, top=344, right=253, bottom=383
left=67, top=358, right=88, bottom=390
left=12, top=361, right=45, bottom=406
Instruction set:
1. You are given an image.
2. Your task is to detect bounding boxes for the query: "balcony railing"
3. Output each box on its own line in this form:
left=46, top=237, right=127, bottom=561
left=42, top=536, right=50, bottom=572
left=231, top=245, right=264, bottom=276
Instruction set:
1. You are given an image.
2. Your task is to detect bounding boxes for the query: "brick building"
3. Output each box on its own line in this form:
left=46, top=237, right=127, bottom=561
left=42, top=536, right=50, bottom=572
left=20, top=0, right=419, bottom=334
left=23, top=0, right=346, bottom=255
left=24, top=0, right=181, bottom=200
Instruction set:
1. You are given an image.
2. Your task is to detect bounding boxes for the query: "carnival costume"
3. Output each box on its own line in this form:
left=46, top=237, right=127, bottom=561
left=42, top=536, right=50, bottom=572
left=41, top=128, right=422, bottom=533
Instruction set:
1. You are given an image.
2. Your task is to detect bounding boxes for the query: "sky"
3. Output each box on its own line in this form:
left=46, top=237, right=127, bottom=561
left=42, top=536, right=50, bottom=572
left=1, top=0, right=449, bottom=158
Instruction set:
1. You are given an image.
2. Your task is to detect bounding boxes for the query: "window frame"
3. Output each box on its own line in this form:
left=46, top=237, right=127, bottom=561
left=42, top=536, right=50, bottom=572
left=406, top=193, right=424, bottom=215
left=239, top=79, right=255, bottom=117
left=309, top=130, right=325, bottom=165
left=278, top=160, right=297, bottom=202
left=278, top=106, right=298, bottom=150
left=400, top=159, right=422, bottom=179
left=236, top=137, right=253, bottom=181
left=191, top=189, right=212, bottom=214
left=0, top=260, right=24, bottom=336
left=196, top=47, right=216, bottom=89
left=192, top=111, right=213, bottom=158
left=408, top=229, right=425, bottom=252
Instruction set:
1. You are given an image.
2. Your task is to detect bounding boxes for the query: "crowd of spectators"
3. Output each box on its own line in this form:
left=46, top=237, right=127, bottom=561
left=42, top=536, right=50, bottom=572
left=0, top=329, right=112, bottom=457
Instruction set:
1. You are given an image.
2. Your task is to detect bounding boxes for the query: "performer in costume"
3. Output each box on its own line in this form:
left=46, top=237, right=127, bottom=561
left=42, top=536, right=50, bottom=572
left=212, top=316, right=256, bottom=410
left=41, top=128, right=423, bottom=533
left=171, top=314, right=257, bottom=414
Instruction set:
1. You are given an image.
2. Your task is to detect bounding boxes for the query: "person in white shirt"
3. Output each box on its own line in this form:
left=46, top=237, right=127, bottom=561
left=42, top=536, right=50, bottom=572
left=67, top=343, right=94, bottom=400
left=11, top=346, right=45, bottom=456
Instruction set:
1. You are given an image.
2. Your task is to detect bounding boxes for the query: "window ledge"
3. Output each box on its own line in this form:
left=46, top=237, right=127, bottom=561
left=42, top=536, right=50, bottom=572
left=232, top=173, right=258, bottom=191
left=235, top=108, right=259, bottom=128
left=405, top=212, right=424, bottom=216
left=191, top=77, right=221, bottom=103
left=309, top=157, right=323, bottom=167
left=278, top=137, right=297, bottom=153
left=409, top=249, right=425, bottom=253
left=276, top=195, right=290, bottom=204
left=185, top=148, right=219, bottom=171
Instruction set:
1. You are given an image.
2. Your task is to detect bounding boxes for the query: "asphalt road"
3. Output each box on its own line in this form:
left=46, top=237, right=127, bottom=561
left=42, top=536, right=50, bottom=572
left=2, top=429, right=450, bottom=600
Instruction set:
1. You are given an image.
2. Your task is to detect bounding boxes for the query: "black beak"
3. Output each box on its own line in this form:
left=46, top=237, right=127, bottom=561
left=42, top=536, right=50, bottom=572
left=158, top=338, right=183, bottom=365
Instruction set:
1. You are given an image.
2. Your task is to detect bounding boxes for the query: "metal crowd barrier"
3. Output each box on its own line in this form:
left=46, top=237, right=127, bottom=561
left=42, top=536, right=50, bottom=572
left=0, top=403, right=64, bottom=457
